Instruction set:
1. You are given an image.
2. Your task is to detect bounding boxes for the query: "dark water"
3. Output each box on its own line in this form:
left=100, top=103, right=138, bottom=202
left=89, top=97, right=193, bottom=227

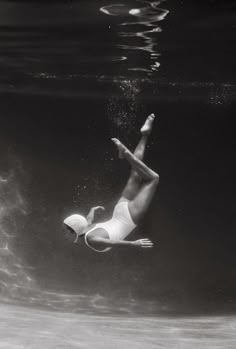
left=0, top=0, right=236, bottom=346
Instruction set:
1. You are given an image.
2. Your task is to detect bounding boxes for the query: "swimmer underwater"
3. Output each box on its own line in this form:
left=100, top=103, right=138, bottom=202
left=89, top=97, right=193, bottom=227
left=63, top=114, right=159, bottom=252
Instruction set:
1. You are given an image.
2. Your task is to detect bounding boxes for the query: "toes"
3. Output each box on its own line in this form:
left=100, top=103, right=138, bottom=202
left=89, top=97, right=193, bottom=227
left=111, top=138, right=121, bottom=146
left=149, top=113, right=156, bottom=120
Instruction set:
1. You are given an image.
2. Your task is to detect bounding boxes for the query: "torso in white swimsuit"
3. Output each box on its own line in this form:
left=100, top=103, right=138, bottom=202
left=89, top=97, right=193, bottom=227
left=85, top=200, right=137, bottom=253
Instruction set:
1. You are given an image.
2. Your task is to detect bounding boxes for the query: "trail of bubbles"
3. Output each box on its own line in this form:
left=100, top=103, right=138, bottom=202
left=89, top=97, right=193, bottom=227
left=106, top=78, right=141, bottom=135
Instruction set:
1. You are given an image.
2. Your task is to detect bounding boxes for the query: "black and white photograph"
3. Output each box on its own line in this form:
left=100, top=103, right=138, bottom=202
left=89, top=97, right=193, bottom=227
left=0, top=0, right=235, bottom=348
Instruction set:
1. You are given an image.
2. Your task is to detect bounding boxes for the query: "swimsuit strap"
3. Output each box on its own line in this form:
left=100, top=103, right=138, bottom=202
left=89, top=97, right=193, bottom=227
left=85, top=225, right=111, bottom=253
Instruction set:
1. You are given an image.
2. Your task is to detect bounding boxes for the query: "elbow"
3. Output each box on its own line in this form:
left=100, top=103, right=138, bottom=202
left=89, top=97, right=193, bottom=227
left=109, top=239, right=116, bottom=246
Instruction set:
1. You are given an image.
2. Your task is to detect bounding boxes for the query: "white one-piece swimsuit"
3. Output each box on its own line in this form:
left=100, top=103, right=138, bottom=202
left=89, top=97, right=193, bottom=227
left=85, top=199, right=137, bottom=253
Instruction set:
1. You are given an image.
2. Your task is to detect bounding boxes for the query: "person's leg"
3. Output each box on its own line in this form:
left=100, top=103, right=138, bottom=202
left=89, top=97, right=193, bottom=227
left=112, top=138, right=159, bottom=224
left=119, top=114, right=156, bottom=201
left=113, top=139, right=158, bottom=180
left=128, top=179, right=159, bottom=224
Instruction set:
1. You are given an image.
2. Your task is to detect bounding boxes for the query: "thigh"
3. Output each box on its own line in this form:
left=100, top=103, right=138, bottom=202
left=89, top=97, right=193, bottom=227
left=128, top=179, right=159, bottom=224
left=120, top=171, right=142, bottom=201
left=117, top=197, right=129, bottom=205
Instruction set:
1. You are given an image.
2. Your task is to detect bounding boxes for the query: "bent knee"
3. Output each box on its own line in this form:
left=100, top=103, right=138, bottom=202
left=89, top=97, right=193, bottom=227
left=152, top=172, right=159, bottom=183
left=131, top=171, right=142, bottom=182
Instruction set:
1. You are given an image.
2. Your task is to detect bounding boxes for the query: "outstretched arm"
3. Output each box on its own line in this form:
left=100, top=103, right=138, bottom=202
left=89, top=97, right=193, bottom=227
left=86, top=206, right=105, bottom=225
left=91, top=237, right=153, bottom=249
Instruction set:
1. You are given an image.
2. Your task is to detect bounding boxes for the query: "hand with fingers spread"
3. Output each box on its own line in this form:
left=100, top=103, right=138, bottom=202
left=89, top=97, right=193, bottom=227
left=133, top=238, right=154, bottom=248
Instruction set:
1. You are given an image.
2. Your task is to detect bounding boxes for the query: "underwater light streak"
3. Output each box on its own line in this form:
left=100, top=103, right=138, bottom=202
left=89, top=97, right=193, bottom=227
left=0, top=172, right=35, bottom=300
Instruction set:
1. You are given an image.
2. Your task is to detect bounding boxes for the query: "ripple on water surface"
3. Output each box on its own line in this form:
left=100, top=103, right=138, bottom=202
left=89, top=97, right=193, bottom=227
left=100, top=1, right=169, bottom=73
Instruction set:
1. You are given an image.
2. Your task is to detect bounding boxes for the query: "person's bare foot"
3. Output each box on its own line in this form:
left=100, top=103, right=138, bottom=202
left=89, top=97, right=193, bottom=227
left=140, top=113, right=156, bottom=136
left=111, top=138, right=129, bottom=159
